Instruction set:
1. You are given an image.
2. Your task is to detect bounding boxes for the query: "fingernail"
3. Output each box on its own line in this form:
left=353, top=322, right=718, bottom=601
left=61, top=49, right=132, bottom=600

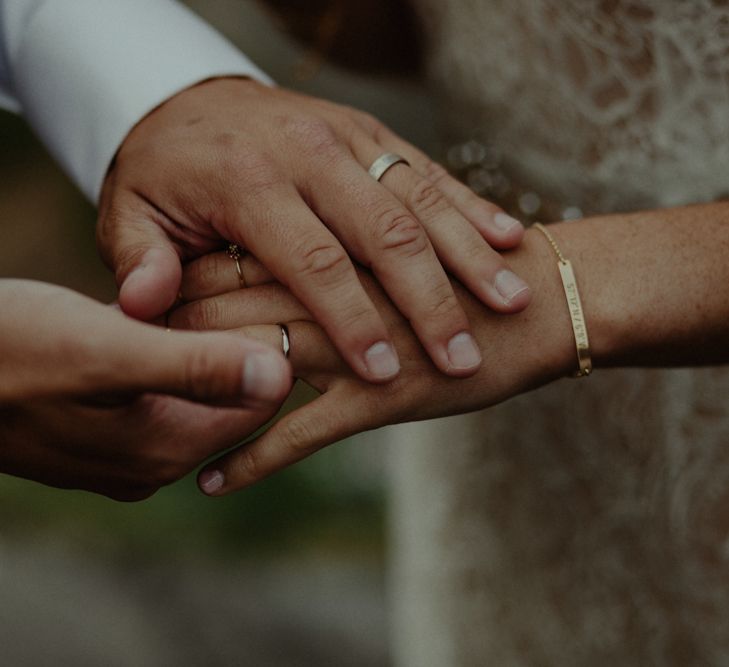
left=494, top=269, right=530, bottom=305
left=493, top=212, right=524, bottom=233
left=199, top=469, right=224, bottom=495
left=243, top=352, right=287, bottom=402
left=447, top=332, right=482, bottom=370
left=121, top=267, right=145, bottom=293
left=365, top=341, right=400, bottom=380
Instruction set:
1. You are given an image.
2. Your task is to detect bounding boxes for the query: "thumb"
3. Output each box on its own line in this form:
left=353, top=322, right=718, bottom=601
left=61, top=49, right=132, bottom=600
left=0, top=284, right=291, bottom=407
left=112, top=321, right=293, bottom=408
left=119, top=246, right=181, bottom=322
left=97, top=195, right=182, bottom=321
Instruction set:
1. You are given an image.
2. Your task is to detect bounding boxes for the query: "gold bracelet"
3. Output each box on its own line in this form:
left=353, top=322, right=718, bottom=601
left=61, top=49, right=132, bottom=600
left=533, top=223, right=592, bottom=378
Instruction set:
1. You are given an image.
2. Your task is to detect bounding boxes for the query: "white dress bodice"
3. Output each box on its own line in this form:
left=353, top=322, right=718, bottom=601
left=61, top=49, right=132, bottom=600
left=388, top=3, right=729, bottom=666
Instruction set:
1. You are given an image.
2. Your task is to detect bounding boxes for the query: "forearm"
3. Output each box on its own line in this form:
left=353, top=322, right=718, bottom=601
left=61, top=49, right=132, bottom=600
left=507, top=202, right=729, bottom=375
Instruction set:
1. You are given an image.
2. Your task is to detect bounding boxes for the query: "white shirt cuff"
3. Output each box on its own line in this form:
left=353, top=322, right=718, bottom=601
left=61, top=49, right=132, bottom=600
left=4, top=0, right=272, bottom=202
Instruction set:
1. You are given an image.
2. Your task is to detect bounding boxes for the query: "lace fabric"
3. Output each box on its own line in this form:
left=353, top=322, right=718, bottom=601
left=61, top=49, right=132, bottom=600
left=416, top=0, right=729, bottom=214
left=390, top=369, right=729, bottom=666
left=388, top=3, right=729, bottom=665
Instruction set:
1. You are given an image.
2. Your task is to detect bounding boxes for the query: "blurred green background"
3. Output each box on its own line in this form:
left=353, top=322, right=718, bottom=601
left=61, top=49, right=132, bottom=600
left=0, top=2, right=437, bottom=665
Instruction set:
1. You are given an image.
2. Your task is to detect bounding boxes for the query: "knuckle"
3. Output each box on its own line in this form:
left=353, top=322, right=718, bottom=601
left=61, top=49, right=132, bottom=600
left=292, top=241, right=351, bottom=283
left=185, top=299, right=223, bottom=332
left=373, top=209, right=429, bottom=257
left=357, top=112, right=390, bottom=144
left=217, top=138, right=280, bottom=196
left=333, top=303, right=377, bottom=335
left=458, top=238, right=505, bottom=269
left=282, top=116, right=340, bottom=158
left=182, top=345, right=229, bottom=400
left=278, top=418, right=318, bottom=455
left=422, top=160, right=451, bottom=187
left=186, top=255, right=230, bottom=296
left=427, top=285, right=462, bottom=320
left=406, top=180, right=449, bottom=220
left=236, top=446, right=264, bottom=483
left=353, top=110, right=380, bottom=133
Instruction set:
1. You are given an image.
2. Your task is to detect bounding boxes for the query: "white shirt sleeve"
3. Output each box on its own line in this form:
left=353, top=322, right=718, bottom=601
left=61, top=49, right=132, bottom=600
left=0, top=0, right=273, bottom=203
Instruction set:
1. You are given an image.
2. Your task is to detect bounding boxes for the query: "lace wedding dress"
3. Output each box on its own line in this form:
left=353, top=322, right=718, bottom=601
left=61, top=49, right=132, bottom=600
left=386, top=2, right=729, bottom=665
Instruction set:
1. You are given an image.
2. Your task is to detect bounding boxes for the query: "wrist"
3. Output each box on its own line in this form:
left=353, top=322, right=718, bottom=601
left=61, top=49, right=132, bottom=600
left=492, top=228, right=579, bottom=383
left=538, top=215, right=640, bottom=369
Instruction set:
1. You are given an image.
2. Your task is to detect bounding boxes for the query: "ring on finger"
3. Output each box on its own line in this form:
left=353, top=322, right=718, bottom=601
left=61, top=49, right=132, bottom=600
left=368, top=153, right=410, bottom=182
left=227, top=243, right=246, bottom=289
left=276, top=323, right=291, bottom=359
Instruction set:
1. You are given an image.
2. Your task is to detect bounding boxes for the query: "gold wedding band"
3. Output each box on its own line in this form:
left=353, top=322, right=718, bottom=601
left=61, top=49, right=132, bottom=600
left=227, top=243, right=246, bottom=289
left=368, top=153, right=410, bottom=182
left=277, top=323, right=291, bottom=359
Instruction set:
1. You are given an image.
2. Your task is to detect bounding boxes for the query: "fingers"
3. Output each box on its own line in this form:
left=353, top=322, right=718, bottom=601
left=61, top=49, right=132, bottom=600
left=190, top=308, right=436, bottom=494
left=229, top=321, right=345, bottom=380
left=171, top=288, right=345, bottom=379
left=225, top=185, right=401, bottom=384
left=343, top=131, right=530, bottom=313
left=170, top=283, right=311, bottom=331
left=302, top=151, right=483, bottom=377
left=197, top=389, right=369, bottom=495
left=96, top=193, right=183, bottom=321
left=179, top=251, right=275, bottom=301
left=418, top=159, right=525, bottom=249
left=357, top=115, right=525, bottom=250
left=188, top=320, right=351, bottom=494
left=355, top=139, right=531, bottom=313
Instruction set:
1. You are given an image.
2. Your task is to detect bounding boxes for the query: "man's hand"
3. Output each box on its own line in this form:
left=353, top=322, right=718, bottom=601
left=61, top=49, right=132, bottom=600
left=0, top=280, right=291, bottom=501
left=97, top=78, right=530, bottom=384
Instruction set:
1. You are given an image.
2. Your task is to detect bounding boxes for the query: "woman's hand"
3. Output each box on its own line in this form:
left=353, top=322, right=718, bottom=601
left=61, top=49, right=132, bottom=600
left=0, top=279, right=291, bottom=501
left=171, top=201, right=729, bottom=495
left=170, top=231, right=572, bottom=495
left=97, top=78, right=530, bottom=384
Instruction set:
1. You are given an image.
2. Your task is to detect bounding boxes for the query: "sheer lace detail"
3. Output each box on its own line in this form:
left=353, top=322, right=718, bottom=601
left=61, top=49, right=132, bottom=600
left=415, top=0, right=729, bottom=213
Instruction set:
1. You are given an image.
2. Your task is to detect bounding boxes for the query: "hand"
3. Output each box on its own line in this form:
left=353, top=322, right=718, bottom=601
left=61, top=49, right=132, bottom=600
left=169, top=231, right=572, bottom=495
left=0, top=279, right=291, bottom=501
left=97, top=77, right=530, bottom=385
left=174, top=202, right=729, bottom=493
